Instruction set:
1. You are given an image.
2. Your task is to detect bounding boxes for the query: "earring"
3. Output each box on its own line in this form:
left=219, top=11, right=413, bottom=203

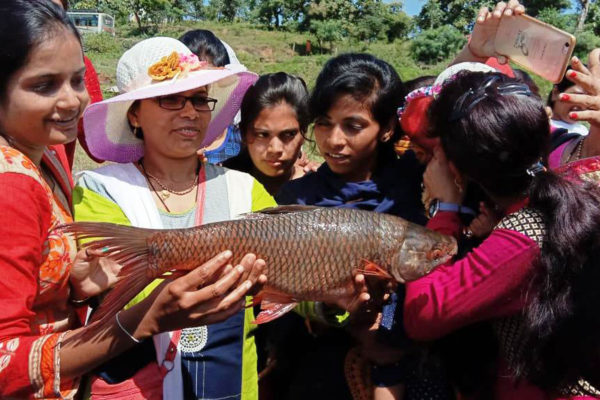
left=454, top=178, right=463, bottom=193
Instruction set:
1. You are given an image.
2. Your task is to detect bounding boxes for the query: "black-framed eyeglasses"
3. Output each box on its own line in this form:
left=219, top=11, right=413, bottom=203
left=157, top=95, right=218, bottom=112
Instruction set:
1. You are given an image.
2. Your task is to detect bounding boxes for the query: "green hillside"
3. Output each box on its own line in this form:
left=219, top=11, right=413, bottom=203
left=85, top=21, right=460, bottom=97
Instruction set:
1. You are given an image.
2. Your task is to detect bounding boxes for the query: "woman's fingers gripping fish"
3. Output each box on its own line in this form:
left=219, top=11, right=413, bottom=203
left=62, top=206, right=457, bottom=324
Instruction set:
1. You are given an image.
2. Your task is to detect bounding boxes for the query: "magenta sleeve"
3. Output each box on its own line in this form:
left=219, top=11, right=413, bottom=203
left=403, top=228, right=539, bottom=341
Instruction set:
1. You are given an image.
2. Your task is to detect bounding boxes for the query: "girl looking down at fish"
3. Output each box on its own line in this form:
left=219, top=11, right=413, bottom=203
left=405, top=69, right=600, bottom=399
left=276, top=53, right=447, bottom=400
left=0, top=1, right=265, bottom=398
left=224, top=72, right=311, bottom=195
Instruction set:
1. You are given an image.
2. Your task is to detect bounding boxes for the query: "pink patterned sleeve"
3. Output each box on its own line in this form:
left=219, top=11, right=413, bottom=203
left=403, top=228, right=540, bottom=341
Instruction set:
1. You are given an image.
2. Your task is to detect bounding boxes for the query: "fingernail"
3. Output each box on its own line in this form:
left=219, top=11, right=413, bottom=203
left=245, top=281, right=252, bottom=290
left=560, top=94, right=570, bottom=101
left=570, top=112, right=578, bottom=120
left=478, top=16, right=485, bottom=22
left=572, top=57, right=580, bottom=64
left=236, top=265, right=245, bottom=273
left=223, top=250, right=232, bottom=258
left=505, top=9, right=512, bottom=15
left=569, top=71, right=577, bottom=78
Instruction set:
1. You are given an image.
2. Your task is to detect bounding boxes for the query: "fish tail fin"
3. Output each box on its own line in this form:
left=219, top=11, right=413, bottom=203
left=91, top=268, right=154, bottom=323
left=61, top=222, right=160, bottom=322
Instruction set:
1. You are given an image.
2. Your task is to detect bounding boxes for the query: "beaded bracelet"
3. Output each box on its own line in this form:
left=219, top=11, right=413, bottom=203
left=115, top=311, right=141, bottom=344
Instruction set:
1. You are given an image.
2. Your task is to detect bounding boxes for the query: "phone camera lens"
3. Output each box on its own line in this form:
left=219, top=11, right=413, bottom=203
left=564, top=42, right=570, bottom=47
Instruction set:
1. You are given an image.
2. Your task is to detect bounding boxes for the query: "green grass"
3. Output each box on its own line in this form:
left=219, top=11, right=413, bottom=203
left=83, top=21, right=455, bottom=98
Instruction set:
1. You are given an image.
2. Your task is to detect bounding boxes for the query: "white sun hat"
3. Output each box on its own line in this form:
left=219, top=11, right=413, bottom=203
left=83, top=36, right=258, bottom=163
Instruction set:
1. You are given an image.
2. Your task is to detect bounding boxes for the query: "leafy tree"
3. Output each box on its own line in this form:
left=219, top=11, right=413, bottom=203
left=575, top=0, right=596, bottom=33
left=416, top=0, right=570, bottom=33
left=380, top=2, right=412, bottom=41
left=574, top=28, right=600, bottom=59
left=536, top=7, right=576, bottom=31
left=416, top=0, right=486, bottom=33
left=310, top=19, right=346, bottom=52
left=252, top=0, right=287, bottom=28
left=586, top=1, right=600, bottom=34
left=353, top=1, right=411, bottom=42
left=521, top=0, right=570, bottom=16
left=411, top=25, right=467, bottom=63
left=183, top=0, right=206, bottom=19
left=415, top=0, right=444, bottom=30
left=205, top=0, right=241, bottom=21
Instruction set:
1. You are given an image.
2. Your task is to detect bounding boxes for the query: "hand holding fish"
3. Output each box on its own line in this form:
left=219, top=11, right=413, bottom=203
left=133, top=251, right=266, bottom=336
left=328, top=273, right=370, bottom=313
left=59, top=251, right=265, bottom=379
left=70, top=248, right=122, bottom=300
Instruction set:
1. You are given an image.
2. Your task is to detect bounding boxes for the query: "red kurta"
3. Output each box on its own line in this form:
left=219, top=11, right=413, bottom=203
left=0, top=146, right=79, bottom=399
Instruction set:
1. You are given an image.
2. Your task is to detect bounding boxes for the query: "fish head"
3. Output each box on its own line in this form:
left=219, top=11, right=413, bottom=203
left=389, top=227, right=458, bottom=283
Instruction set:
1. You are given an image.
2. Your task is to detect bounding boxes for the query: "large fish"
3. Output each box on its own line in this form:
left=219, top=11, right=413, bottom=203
left=63, top=206, right=457, bottom=323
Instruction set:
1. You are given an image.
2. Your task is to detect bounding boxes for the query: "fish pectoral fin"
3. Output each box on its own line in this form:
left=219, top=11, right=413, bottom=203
left=254, top=302, right=298, bottom=324
left=357, top=259, right=393, bottom=280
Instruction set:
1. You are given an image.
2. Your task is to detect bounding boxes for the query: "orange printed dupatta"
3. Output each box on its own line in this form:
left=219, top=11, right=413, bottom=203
left=0, top=146, right=79, bottom=399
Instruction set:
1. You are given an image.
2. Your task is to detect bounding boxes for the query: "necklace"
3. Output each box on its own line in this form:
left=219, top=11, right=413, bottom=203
left=140, top=159, right=199, bottom=200
left=139, top=161, right=172, bottom=212
left=145, top=170, right=198, bottom=200
left=569, top=137, right=585, bottom=163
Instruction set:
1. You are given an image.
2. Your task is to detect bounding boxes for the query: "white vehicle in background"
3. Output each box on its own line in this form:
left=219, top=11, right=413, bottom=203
left=67, top=11, right=115, bottom=35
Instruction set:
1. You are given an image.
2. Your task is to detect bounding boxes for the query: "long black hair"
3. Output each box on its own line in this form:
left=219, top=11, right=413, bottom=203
left=223, top=72, right=309, bottom=173
left=309, top=53, right=407, bottom=152
left=179, top=29, right=230, bottom=67
left=0, top=0, right=80, bottom=102
left=429, top=71, right=600, bottom=391
left=239, top=72, right=309, bottom=137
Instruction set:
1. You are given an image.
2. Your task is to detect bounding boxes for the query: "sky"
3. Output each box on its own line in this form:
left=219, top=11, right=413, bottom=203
left=393, top=0, right=579, bottom=17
